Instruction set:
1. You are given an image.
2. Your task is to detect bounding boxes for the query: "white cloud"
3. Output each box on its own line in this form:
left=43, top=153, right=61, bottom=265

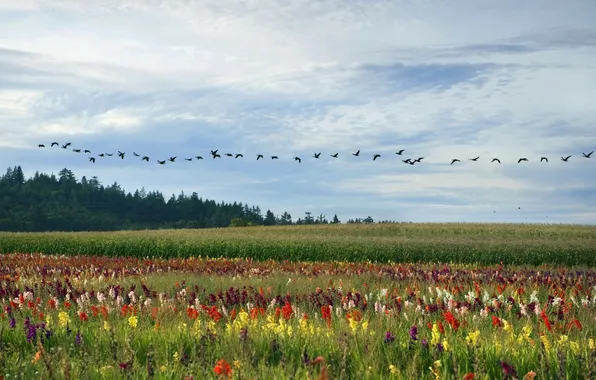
left=0, top=0, right=595, bottom=223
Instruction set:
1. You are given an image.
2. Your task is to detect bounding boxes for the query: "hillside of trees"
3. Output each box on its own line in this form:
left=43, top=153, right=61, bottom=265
left=0, top=166, right=384, bottom=232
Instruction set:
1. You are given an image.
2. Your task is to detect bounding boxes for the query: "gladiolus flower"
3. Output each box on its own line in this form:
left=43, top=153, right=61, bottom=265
left=213, top=359, right=233, bottom=378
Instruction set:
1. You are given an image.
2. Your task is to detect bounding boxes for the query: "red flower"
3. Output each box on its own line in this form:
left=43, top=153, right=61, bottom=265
left=321, top=306, right=332, bottom=328
left=186, top=307, right=199, bottom=320
left=213, top=359, right=233, bottom=378
left=79, top=312, right=89, bottom=322
left=282, top=303, right=293, bottom=320
left=540, top=310, right=552, bottom=332
left=463, top=373, right=475, bottom=380
left=492, top=315, right=503, bottom=328
left=443, top=311, right=460, bottom=331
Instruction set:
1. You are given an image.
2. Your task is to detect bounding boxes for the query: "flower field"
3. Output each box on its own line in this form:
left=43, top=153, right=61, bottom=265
left=1, top=253, right=595, bottom=379
left=1, top=223, right=596, bottom=266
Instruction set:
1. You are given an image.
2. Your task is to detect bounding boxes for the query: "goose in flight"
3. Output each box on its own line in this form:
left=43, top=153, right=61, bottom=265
left=195, top=156, right=203, bottom=160
left=106, top=153, right=113, bottom=157
left=225, top=153, right=233, bottom=157
left=294, top=156, right=301, bottom=163
left=235, top=154, right=243, bottom=158
left=402, top=159, right=412, bottom=164
left=469, top=156, right=479, bottom=161
left=168, top=156, right=177, bottom=162
left=450, top=159, right=460, bottom=165
left=142, top=156, right=149, bottom=162
left=414, top=157, right=424, bottom=163
left=540, top=157, right=548, bottom=162
left=518, top=158, right=528, bottom=163
left=38, top=144, right=45, bottom=148
left=373, top=154, right=381, bottom=161
left=185, top=158, right=193, bottom=161
left=213, top=153, right=221, bottom=159
left=157, top=160, right=166, bottom=165
left=210, top=149, right=218, bottom=156
left=133, top=152, right=140, bottom=157
left=330, top=153, right=338, bottom=158
left=61, top=144, right=69, bottom=149
left=271, top=156, right=278, bottom=160
left=313, top=152, right=321, bottom=158
left=98, top=153, right=105, bottom=157
left=84, top=149, right=91, bottom=154
left=118, top=151, right=125, bottom=159
left=395, top=149, right=405, bottom=155
left=583, top=151, right=593, bottom=158
left=561, top=155, right=571, bottom=162
left=51, top=142, right=59, bottom=147
left=491, top=158, right=501, bottom=163
left=73, top=149, right=81, bottom=153
left=256, top=154, right=264, bottom=160
left=89, top=157, right=95, bottom=163
left=352, top=150, right=360, bottom=156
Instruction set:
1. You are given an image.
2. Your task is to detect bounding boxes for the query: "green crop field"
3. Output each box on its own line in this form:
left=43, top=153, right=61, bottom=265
left=1, top=223, right=595, bottom=266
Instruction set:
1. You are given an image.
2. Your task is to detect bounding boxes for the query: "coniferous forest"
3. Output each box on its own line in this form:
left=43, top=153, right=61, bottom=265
left=0, top=166, right=381, bottom=232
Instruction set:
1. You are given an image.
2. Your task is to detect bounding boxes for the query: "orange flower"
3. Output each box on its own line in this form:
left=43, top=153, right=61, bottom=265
left=186, top=307, right=199, bottom=320
left=78, top=312, right=89, bottom=322
left=213, top=359, right=233, bottom=378
left=64, top=301, right=71, bottom=309
left=282, top=302, right=293, bottom=320
left=463, top=373, right=475, bottom=380
left=523, top=371, right=536, bottom=379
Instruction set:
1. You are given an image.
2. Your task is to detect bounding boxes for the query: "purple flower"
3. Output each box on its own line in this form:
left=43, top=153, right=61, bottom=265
left=384, top=331, right=395, bottom=343
left=421, top=339, right=428, bottom=348
left=75, top=332, right=82, bottom=345
left=409, top=325, right=418, bottom=341
left=9, top=317, right=16, bottom=329
left=437, top=343, right=444, bottom=353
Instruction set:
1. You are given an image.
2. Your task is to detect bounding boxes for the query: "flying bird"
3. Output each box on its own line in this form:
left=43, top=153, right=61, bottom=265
left=106, top=153, right=113, bottom=157
left=118, top=151, right=125, bottom=159
left=373, top=154, right=381, bottom=161
left=330, top=153, right=338, bottom=158
left=294, top=156, right=301, bottom=163
left=195, top=156, right=203, bottom=160
left=185, top=158, right=193, bottom=161
left=38, top=144, right=45, bottom=148
left=583, top=151, right=593, bottom=158
left=313, top=153, right=321, bottom=158
left=142, top=156, right=149, bottom=162
left=352, top=150, right=360, bottom=156
left=414, top=157, right=424, bottom=163
left=271, top=156, right=278, bottom=160
left=540, top=157, right=548, bottom=162
left=61, top=144, right=69, bottom=149
left=491, top=158, right=501, bottom=163
left=157, top=160, right=166, bottom=165
left=168, top=156, right=176, bottom=162
left=210, top=149, right=218, bottom=157
left=213, top=153, right=221, bottom=159
left=256, top=154, right=263, bottom=160
left=469, top=156, right=479, bottom=161
left=450, top=159, right=460, bottom=165
left=73, top=149, right=81, bottom=153
left=98, top=154, right=105, bottom=157
left=561, top=155, right=571, bottom=162
left=235, top=154, right=243, bottom=158
left=518, top=158, right=528, bottom=163
left=402, top=159, right=412, bottom=165
left=84, top=149, right=91, bottom=154
left=51, top=142, right=59, bottom=147
left=64, top=142, right=72, bottom=148
left=395, top=149, right=405, bottom=155
left=225, top=153, right=233, bottom=157
left=133, top=152, right=140, bottom=157
left=89, top=157, right=95, bottom=163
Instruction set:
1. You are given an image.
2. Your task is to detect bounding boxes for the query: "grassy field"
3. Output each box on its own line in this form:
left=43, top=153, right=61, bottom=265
left=1, top=223, right=595, bottom=266
left=1, top=253, right=595, bottom=379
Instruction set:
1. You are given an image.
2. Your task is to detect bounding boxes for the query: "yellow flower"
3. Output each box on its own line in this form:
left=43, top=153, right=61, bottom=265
left=434, top=360, right=441, bottom=368
left=348, top=318, right=358, bottom=334
left=159, top=366, right=167, bottom=373
left=389, top=364, right=398, bottom=374
left=173, top=351, right=179, bottom=362
left=558, top=335, right=568, bottom=347
left=103, top=321, right=110, bottom=332
left=429, top=360, right=441, bottom=379
left=58, top=311, right=70, bottom=328
left=178, top=322, right=187, bottom=332
left=431, top=323, right=441, bottom=345
left=238, top=311, right=249, bottom=325
left=45, top=315, right=52, bottom=328
left=361, top=320, right=369, bottom=332
left=540, top=335, right=552, bottom=351
left=589, top=338, right=595, bottom=351
left=128, top=315, right=138, bottom=328
left=233, top=360, right=242, bottom=369
left=442, top=339, right=449, bottom=352
left=569, top=341, right=580, bottom=355
left=465, top=330, right=480, bottom=346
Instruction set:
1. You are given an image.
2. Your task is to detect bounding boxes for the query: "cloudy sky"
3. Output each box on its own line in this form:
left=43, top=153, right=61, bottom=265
left=1, top=0, right=595, bottom=224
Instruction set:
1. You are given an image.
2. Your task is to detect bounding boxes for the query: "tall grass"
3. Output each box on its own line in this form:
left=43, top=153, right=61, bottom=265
left=1, top=223, right=595, bottom=266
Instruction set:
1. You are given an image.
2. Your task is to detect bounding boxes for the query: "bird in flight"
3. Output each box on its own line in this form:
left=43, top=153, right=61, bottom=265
left=294, top=156, right=301, bottom=163
left=185, top=158, right=193, bottom=161
left=118, top=151, right=125, bottom=159
left=212, top=153, right=221, bottom=159
left=84, top=149, right=91, bottom=154
left=561, top=155, right=571, bottom=162
left=142, top=156, right=149, bottom=162
left=352, top=150, right=360, bottom=156
left=168, top=156, right=177, bottom=162
left=195, top=156, right=203, bottom=160
left=51, top=142, right=59, bottom=147
left=62, top=142, right=72, bottom=149
left=395, top=149, right=405, bottom=155
left=491, top=158, right=501, bottom=163
left=98, top=153, right=105, bottom=157
left=210, top=149, right=218, bottom=156
left=583, top=151, right=593, bottom=158
left=518, top=158, right=528, bottom=163
left=414, top=157, right=424, bottom=163
left=73, top=149, right=81, bottom=153
left=450, top=159, right=460, bottom=165
left=469, top=156, right=479, bottom=161
left=373, top=154, right=381, bottom=161
left=157, top=160, right=166, bottom=165
left=89, top=157, right=95, bottom=163
left=330, top=153, right=338, bottom=158
left=106, top=153, right=113, bottom=157
left=313, top=153, right=321, bottom=159
left=256, top=154, right=263, bottom=160
left=38, top=144, right=45, bottom=148
left=540, top=157, right=548, bottom=162
left=235, top=154, right=243, bottom=159
left=225, top=153, right=233, bottom=157
left=133, top=152, right=140, bottom=157
left=271, top=156, right=278, bottom=160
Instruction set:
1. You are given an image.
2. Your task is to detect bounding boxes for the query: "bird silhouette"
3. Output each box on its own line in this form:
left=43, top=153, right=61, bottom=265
left=84, top=149, right=91, bottom=154
left=168, top=156, right=176, bottom=162
left=73, top=149, right=81, bottom=153
left=561, top=155, right=571, bottom=162
left=61, top=144, right=69, bottom=149
left=133, top=152, right=140, bottom=157
left=118, top=151, right=125, bottom=159
left=491, top=158, right=501, bottom=163
left=213, top=153, right=221, bottom=159
left=414, top=157, right=424, bottom=163
left=64, top=142, right=72, bottom=148
left=256, top=154, right=263, bottom=160
left=210, top=149, right=218, bottom=155
left=142, top=156, right=149, bottom=162
left=157, top=160, right=166, bottom=165
left=518, top=158, right=528, bottom=163
left=395, top=149, right=405, bottom=155
left=469, top=156, right=479, bottom=161
left=402, top=159, right=412, bottom=164
left=185, top=158, right=193, bottom=161
left=235, top=154, right=243, bottom=158
left=98, top=153, right=105, bottom=157
left=51, top=142, right=59, bottom=147
left=38, top=144, right=45, bottom=148
left=271, top=156, right=278, bottom=160
left=313, top=153, right=321, bottom=158
left=540, top=157, right=548, bottom=162
left=450, top=159, right=460, bottom=165
left=373, top=154, right=381, bottom=161
left=330, top=153, right=338, bottom=158
left=294, top=156, right=301, bottom=163
left=89, top=157, right=95, bottom=163
left=106, top=153, right=113, bottom=157
left=352, top=150, right=360, bottom=156
left=225, top=153, right=233, bottom=157
left=195, top=156, right=203, bottom=160
left=583, top=151, right=593, bottom=158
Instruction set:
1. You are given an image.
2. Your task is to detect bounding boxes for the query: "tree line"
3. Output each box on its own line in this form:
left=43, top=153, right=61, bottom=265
left=0, top=166, right=387, bottom=232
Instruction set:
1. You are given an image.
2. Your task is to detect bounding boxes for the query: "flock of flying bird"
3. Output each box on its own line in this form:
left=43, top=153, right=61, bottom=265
left=36, top=142, right=594, bottom=165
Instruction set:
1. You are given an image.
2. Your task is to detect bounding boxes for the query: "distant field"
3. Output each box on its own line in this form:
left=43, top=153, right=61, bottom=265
left=1, top=223, right=595, bottom=266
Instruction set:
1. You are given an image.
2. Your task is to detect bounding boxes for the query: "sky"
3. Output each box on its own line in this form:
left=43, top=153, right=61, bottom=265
left=1, top=0, right=595, bottom=224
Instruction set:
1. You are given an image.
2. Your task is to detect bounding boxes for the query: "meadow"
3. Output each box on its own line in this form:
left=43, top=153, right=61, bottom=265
left=1, top=223, right=596, bottom=266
